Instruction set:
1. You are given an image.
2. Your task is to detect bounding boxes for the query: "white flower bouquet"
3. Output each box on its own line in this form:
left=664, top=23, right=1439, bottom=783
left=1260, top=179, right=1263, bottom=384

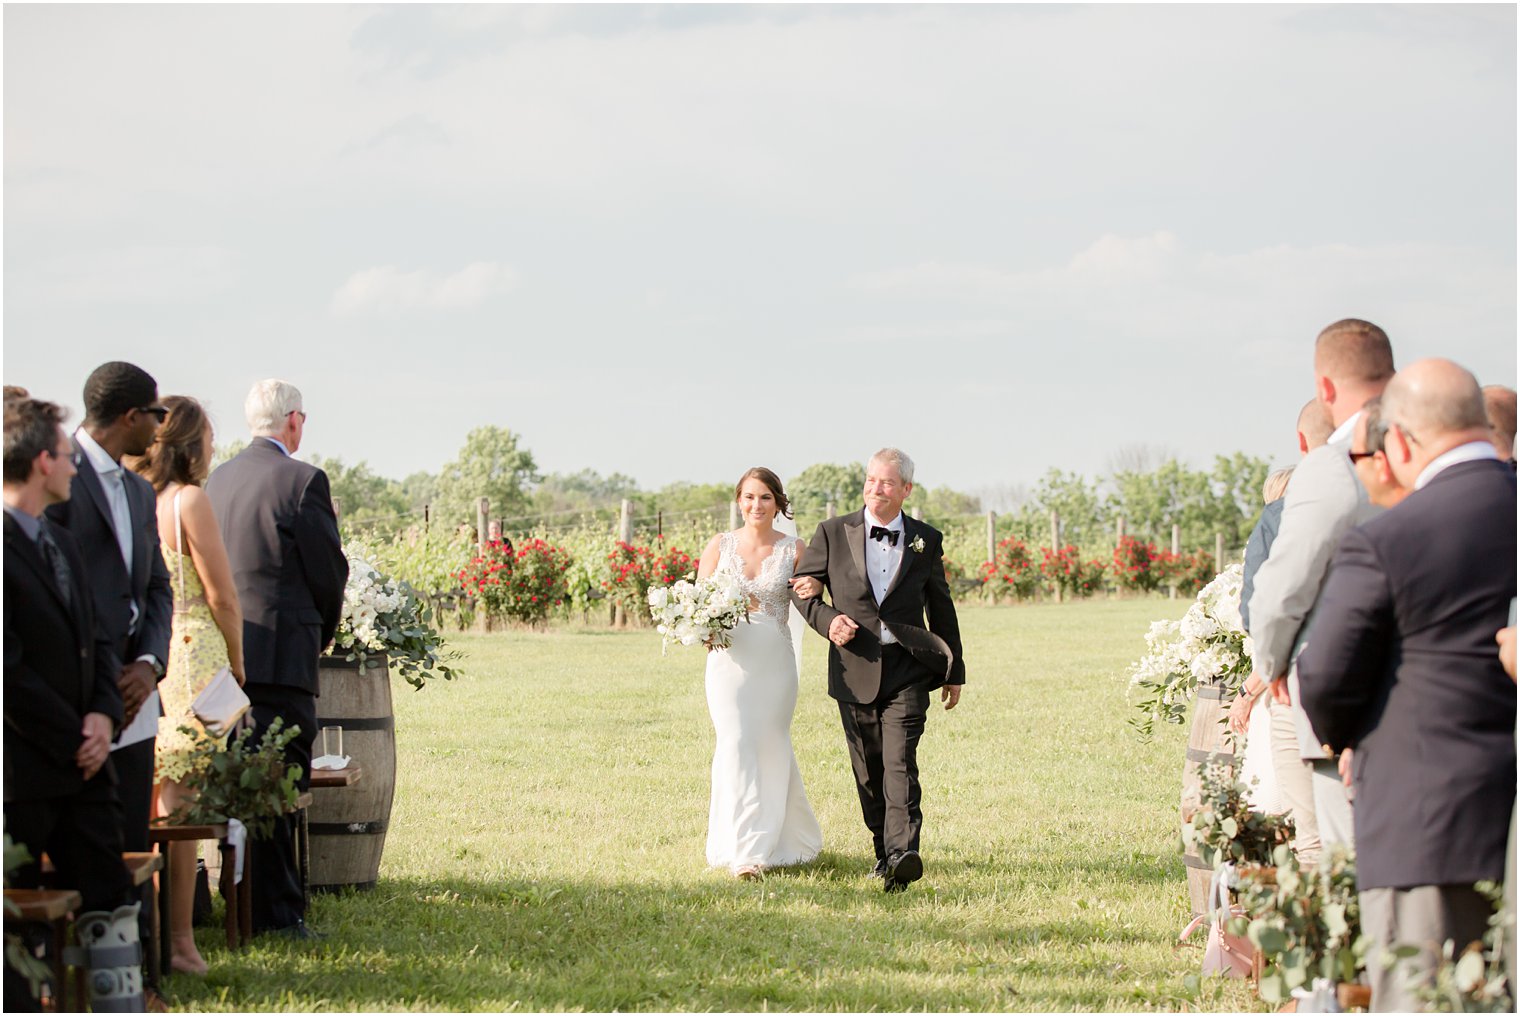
left=334, top=553, right=462, bottom=689
left=1127, top=563, right=1253, bottom=739
left=647, top=573, right=750, bottom=654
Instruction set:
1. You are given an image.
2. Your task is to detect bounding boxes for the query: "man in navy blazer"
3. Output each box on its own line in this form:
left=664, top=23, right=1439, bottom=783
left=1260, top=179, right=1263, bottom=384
left=5, top=395, right=142, bottom=1011
left=1298, top=359, right=1516, bottom=1011
left=206, top=379, right=347, bottom=938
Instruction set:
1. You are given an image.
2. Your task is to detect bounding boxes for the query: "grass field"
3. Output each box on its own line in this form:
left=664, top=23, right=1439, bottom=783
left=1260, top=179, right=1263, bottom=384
left=167, top=600, right=1268, bottom=1012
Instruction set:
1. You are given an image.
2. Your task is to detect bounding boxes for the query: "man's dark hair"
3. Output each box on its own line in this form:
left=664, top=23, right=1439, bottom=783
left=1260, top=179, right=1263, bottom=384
left=83, top=361, right=157, bottom=426
left=1363, top=395, right=1389, bottom=455
left=4, top=398, right=67, bottom=485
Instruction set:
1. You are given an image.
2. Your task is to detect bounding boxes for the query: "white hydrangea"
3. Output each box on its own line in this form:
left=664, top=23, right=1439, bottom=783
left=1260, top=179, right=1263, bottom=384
left=648, top=573, right=752, bottom=654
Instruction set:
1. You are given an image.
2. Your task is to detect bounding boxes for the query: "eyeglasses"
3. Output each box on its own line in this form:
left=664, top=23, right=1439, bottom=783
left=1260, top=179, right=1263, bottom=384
left=289, top=410, right=307, bottom=422
left=137, top=405, right=168, bottom=422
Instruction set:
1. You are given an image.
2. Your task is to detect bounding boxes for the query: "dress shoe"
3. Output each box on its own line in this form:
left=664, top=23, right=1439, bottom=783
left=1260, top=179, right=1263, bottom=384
left=883, top=850, right=922, bottom=893
left=868, top=857, right=888, bottom=880
left=263, top=920, right=325, bottom=941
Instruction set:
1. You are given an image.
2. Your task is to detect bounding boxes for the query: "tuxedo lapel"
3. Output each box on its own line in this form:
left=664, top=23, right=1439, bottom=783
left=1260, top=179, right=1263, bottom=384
left=841, top=511, right=871, bottom=600
left=883, top=515, right=919, bottom=601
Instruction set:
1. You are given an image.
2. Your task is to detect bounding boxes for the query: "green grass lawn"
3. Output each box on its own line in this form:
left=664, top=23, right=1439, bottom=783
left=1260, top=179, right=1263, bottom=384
left=168, top=600, right=1267, bottom=1012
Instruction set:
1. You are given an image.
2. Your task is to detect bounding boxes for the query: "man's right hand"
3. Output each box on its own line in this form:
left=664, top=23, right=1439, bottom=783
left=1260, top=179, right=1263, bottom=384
left=76, top=712, right=113, bottom=779
left=118, top=661, right=155, bottom=723
left=828, top=614, right=858, bottom=646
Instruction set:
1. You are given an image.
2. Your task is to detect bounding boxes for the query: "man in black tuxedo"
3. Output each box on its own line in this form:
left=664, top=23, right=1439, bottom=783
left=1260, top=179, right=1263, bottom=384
left=206, top=379, right=347, bottom=937
left=1298, top=358, right=1516, bottom=1011
left=792, top=448, right=964, bottom=893
left=5, top=396, right=143, bottom=1012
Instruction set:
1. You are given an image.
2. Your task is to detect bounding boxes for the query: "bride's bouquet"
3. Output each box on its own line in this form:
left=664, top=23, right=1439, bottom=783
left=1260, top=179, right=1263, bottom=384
left=1126, top=563, right=1253, bottom=739
left=647, top=574, right=750, bottom=654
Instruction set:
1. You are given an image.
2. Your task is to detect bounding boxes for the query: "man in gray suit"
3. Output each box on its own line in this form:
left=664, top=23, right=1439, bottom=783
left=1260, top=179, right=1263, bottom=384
left=1246, top=318, right=1393, bottom=864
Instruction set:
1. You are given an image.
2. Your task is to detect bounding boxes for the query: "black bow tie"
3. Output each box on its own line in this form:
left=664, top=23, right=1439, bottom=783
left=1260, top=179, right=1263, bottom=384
left=869, top=525, right=899, bottom=546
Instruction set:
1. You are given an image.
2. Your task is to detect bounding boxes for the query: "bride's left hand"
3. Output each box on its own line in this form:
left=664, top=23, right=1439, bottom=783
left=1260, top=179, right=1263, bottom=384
left=790, top=576, right=822, bottom=599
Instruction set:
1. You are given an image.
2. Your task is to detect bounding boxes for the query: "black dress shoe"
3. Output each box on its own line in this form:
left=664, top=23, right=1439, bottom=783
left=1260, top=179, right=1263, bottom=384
left=264, top=920, right=325, bottom=941
left=884, top=850, right=922, bottom=893
left=868, top=857, right=888, bottom=880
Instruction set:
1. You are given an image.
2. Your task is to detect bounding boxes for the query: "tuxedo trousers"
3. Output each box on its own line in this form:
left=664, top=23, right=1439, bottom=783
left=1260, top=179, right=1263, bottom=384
left=838, top=645, right=931, bottom=861
left=111, top=736, right=157, bottom=985
left=246, top=684, right=316, bottom=933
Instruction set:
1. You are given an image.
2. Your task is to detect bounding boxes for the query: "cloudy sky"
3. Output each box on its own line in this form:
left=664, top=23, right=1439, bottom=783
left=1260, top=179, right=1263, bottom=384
left=6, top=4, right=1515, bottom=497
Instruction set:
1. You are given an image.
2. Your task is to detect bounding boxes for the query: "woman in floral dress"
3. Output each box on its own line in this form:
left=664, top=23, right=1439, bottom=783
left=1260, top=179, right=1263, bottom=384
left=128, top=396, right=245, bottom=975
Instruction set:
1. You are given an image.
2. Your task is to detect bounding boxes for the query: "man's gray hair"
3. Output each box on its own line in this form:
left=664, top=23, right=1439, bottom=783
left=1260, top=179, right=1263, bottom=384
left=245, top=379, right=303, bottom=437
left=868, top=447, right=915, bottom=484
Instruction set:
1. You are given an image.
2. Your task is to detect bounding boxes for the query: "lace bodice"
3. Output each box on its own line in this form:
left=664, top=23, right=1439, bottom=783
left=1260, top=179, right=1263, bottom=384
left=716, top=532, right=798, bottom=637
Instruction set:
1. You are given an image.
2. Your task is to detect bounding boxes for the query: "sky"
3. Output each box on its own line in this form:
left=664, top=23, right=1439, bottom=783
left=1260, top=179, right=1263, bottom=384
left=5, top=3, right=1516, bottom=502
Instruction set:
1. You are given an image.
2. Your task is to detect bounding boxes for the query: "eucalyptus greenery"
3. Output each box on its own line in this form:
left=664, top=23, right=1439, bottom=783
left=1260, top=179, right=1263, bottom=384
left=1403, top=881, right=1511, bottom=1012
left=1182, top=757, right=1293, bottom=868
left=1232, top=844, right=1366, bottom=1004
left=3, top=834, right=52, bottom=1001
left=164, top=720, right=302, bottom=839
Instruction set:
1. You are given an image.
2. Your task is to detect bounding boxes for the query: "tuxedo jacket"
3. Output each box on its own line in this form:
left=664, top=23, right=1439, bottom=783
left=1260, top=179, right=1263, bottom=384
left=1297, top=459, right=1516, bottom=890
left=205, top=439, right=347, bottom=694
left=44, top=437, right=173, bottom=682
left=4, top=514, right=122, bottom=802
left=792, top=509, right=965, bottom=704
left=1245, top=435, right=1382, bottom=759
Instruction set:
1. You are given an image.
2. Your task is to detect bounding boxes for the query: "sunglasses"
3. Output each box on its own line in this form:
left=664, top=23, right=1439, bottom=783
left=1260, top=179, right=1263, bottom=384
left=136, top=405, right=169, bottom=422
left=1348, top=450, right=1377, bottom=463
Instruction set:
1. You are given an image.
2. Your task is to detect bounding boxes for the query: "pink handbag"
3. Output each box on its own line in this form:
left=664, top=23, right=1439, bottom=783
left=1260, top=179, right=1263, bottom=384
left=1177, top=866, right=1255, bottom=978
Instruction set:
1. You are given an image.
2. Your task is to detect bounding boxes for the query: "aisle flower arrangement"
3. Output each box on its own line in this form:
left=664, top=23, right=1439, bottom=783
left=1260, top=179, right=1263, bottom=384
left=340, top=552, right=462, bottom=689
left=1126, top=563, right=1251, bottom=738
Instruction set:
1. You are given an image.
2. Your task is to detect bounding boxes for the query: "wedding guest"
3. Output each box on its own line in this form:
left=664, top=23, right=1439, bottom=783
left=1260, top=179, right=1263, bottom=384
left=1350, top=397, right=1407, bottom=510
left=1482, top=384, right=1515, bottom=463
left=43, top=362, right=173, bottom=989
left=4, top=396, right=143, bottom=1012
left=1298, top=358, right=1515, bottom=1012
left=1233, top=398, right=1333, bottom=855
left=487, top=518, right=513, bottom=553
left=1247, top=319, right=1393, bottom=865
left=206, top=380, right=346, bottom=939
left=1240, top=398, right=1332, bottom=630
left=126, top=395, right=246, bottom=975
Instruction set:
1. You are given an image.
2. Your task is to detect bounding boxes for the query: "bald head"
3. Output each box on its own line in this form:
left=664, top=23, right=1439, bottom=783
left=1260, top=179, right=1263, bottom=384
left=1382, top=359, right=1492, bottom=487
left=1296, top=398, right=1333, bottom=454
left=1482, top=384, right=1516, bottom=461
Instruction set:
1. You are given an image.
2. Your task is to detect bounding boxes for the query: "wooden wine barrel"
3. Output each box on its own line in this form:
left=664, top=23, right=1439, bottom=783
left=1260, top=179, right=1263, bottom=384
left=310, top=654, right=396, bottom=892
left=1180, top=683, right=1236, bottom=918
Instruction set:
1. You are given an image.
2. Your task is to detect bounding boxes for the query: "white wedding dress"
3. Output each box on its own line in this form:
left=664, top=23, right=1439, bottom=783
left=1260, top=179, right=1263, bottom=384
left=704, top=531, right=823, bottom=873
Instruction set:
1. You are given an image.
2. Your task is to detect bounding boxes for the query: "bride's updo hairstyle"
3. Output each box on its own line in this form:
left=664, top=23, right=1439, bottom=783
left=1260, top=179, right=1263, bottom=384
left=734, top=467, right=793, bottom=520
left=128, top=395, right=211, bottom=493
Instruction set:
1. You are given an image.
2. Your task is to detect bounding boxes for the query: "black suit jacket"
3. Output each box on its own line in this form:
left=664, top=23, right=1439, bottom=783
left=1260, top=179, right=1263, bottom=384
left=4, top=514, right=122, bottom=802
left=205, top=440, right=347, bottom=693
left=44, top=437, right=173, bottom=684
left=792, top=509, right=965, bottom=704
left=1297, top=458, right=1516, bottom=890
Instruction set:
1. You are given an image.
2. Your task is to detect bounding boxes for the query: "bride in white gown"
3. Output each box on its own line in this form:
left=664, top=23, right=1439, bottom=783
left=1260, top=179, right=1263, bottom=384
left=696, top=467, right=823, bottom=879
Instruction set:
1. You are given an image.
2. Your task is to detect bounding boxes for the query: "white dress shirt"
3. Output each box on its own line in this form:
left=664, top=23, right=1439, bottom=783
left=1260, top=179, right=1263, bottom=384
left=1414, top=440, right=1500, bottom=490
left=863, top=508, right=904, bottom=644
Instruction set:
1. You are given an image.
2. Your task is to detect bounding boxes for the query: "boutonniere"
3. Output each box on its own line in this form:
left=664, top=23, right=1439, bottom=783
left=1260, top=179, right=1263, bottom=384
left=909, top=535, right=925, bottom=554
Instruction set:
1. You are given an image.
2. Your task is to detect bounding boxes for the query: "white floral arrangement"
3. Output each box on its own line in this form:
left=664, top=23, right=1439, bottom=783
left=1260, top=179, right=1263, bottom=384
left=333, top=553, right=461, bottom=689
left=337, top=557, right=409, bottom=653
left=1127, top=563, right=1253, bottom=738
left=647, top=573, right=750, bottom=654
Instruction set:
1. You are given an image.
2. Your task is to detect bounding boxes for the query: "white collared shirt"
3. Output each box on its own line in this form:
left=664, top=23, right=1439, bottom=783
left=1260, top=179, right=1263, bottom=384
left=74, top=428, right=134, bottom=573
left=863, top=508, right=904, bottom=644
left=1328, top=410, right=1362, bottom=446
left=1414, top=440, right=1500, bottom=490
left=262, top=436, right=292, bottom=456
